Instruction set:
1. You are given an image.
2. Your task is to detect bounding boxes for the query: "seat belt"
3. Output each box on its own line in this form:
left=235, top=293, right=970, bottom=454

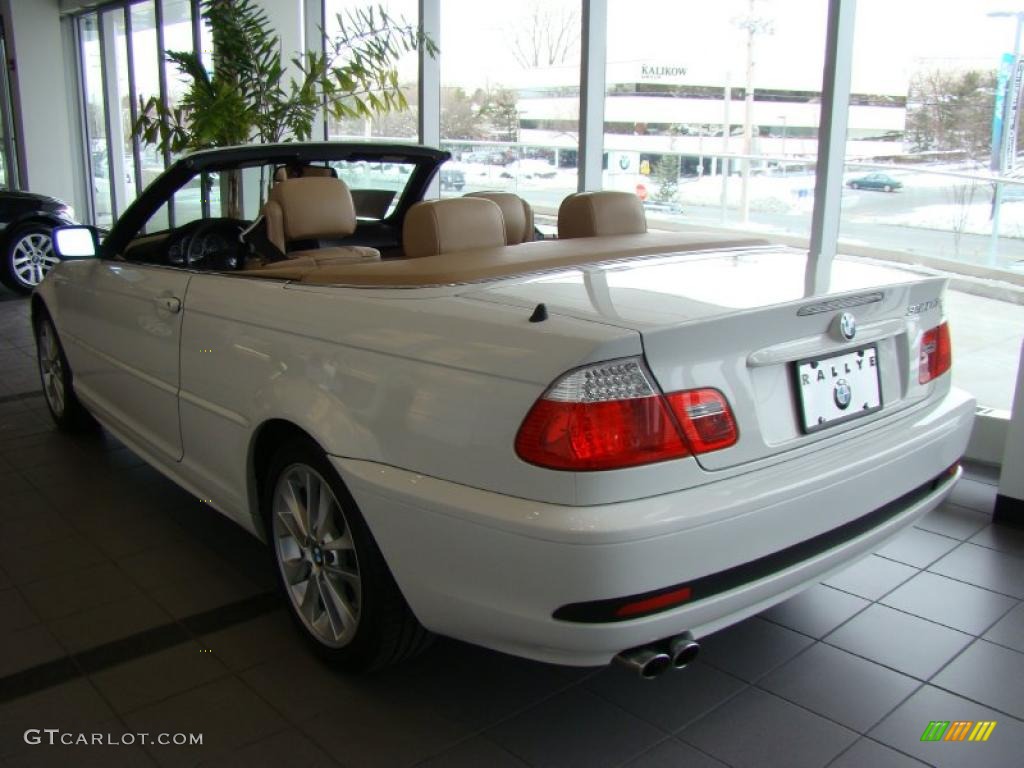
left=240, top=216, right=288, bottom=263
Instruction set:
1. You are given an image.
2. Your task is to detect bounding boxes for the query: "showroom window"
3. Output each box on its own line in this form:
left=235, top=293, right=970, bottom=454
left=840, top=0, right=1023, bottom=412
left=78, top=13, right=112, bottom=227
left=439, top=0, right=581, bottom=209
left=74, top=0, right=204, bottom=231
left=603, top=0, right=828, bottom=238
left=324, top=0, right=420, bottom=142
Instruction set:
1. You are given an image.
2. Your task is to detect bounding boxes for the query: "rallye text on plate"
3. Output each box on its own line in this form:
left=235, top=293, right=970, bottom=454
left=795, top=346, right=881, bottom=433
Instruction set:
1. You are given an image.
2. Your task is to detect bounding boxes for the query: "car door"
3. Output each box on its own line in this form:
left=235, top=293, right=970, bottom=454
left=62, top=255, right=190, bottom=463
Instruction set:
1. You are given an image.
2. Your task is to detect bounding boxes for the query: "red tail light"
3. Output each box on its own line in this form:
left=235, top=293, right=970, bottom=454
left=515, top=358, right=738, bottom=471
left=919, top=322, right=952, bottom=384
left=665, top=389, right=739, bottom=454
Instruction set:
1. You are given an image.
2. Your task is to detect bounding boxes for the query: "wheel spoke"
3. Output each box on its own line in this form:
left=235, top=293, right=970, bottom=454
left=306, top=472, right=325, bottom=538
left=297, top=579, right=319, bottom=624
left=280, top=477, right=309, bottom=540
left=275, top=505, right=305, bottom=543
left=319, top=573, right=356, bottom=639
left=281, top=555, right=310, bottom=586
left=323, top=563, right=360, bottom=590
left=322, top=530, right=354, bottom=552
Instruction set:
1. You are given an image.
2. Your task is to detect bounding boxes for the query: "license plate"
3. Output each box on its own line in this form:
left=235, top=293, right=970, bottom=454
left=795, top=345, right=881, bottom=433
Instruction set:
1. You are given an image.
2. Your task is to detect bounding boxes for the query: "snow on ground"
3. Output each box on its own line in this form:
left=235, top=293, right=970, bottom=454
left=855, top=200, right=1024, bottom=239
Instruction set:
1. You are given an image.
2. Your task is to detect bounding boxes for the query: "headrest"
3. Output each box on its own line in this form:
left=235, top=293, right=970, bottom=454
left=403, top=198, right=506, bottom=258
left=464, top=191, right=534, bottom=245
left=268, top=176, right=356, bottom=241
left=558, top=191, right=647, bottom=239
left=273, top=164, right=337, bottom=181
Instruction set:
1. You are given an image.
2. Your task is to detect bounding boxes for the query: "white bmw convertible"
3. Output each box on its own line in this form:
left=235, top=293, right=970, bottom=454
left=34, top=143, right=974, bottom=677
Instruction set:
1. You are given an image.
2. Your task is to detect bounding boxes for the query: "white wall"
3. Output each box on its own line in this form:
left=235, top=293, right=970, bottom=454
left=2, top=0, right=81, bottom=208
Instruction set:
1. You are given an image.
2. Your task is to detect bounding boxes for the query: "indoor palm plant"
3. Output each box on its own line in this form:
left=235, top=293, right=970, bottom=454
left=133, top=0, right=436, bottom=217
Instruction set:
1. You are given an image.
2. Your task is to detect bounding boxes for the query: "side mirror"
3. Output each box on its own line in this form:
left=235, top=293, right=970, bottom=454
left=52, top=225, right=100, bottom=260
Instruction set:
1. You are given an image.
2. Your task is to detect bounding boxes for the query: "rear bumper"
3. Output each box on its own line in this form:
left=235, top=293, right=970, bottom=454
left=334, top=386, right=975, bottom=666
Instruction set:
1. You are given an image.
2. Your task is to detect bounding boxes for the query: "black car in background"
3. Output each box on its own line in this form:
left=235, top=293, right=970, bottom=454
left=439, top=167, right=465, bottom=191
left=0, top=190, right=76, bottom=295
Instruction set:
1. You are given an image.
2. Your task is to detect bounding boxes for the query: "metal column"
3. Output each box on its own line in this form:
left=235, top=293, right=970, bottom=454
left=578, top=0, right=606, bottom=192
left=806, top=0, right=856, bottom=297
left=995, top=340, right=1024, bottom=527
left=304, top=0, right=326, bottom=140
left=418, top=0, right=440, bottom=197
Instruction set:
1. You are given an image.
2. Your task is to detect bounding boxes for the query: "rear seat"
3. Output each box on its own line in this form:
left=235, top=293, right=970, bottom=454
left=463, top=191, right=534, bottom=245
left=558, top=190, right=647, bottom=239
left=402, top=197, right=507, bottom=258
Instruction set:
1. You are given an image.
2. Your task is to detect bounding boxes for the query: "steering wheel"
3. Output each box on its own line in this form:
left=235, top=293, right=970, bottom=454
left=167, top=218, right=249, bottom=271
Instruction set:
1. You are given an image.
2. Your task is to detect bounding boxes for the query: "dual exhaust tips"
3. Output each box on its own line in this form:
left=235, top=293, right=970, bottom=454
left=615, top=632, right=701, bottom=679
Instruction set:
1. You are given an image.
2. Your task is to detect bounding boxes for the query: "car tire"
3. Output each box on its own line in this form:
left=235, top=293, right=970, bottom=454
left=264, top=437, right=432, bottom=672
left=850, top=183, right=858, bottom=190
left=2, top=225, right=59, bottom=295
left=34, top=310, right=98, bottom=432
left=883, top=185, right=892, bottom=192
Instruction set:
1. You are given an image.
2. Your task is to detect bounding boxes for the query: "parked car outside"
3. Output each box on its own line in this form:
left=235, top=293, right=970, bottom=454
left=847, top=173, right=903, bottom=192
left=439, top=167, right=465, bottom=191
left=0, top=189, right=75, bottom=294
left=34, top=142, right=973, bottom=677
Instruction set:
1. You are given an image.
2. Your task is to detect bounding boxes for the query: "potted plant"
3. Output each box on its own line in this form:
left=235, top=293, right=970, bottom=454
left=133, top=0, right=436, bottom=217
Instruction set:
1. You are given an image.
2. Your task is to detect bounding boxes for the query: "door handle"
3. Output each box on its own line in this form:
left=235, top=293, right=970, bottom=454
left=157, top=296, right=182, bottom=313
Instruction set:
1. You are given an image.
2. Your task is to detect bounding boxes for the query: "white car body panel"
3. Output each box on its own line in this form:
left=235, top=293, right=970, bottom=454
left=35, top=243, right=974, bottom=666
left=50, top=259, right=189, bottom=463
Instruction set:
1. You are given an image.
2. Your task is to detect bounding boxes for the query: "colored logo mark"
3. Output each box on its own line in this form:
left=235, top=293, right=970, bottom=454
left=920, top=720, right=997, bottom=742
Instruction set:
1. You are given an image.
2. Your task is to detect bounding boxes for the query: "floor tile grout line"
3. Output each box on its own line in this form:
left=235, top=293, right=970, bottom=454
left=746, top=639, right=908, bottom=737
left=812, top=600, right=1024, bottom=726
left=0, top=389, right=43, bottom=405
left=272, top=660, right=603, bottom=768
left=916, top=594, right=1024, bottom=710
left=408, top=734, right=531, bottom=768
left=613, top=729, right=743, bottom=768
left=918, top=565, right=1024, bottom=600
left=0, top=592, right=280, bottom=704
left=874, top=580, right=1023, bottom=637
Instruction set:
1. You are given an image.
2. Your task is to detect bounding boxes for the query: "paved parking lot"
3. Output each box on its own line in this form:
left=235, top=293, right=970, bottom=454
left=1, top=292, right=1023, bottom=767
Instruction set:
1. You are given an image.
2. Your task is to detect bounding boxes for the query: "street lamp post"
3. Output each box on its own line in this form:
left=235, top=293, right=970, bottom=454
left=779, top=114, right=788, bottom=175
left=989, top=10, right=1024, bottom=268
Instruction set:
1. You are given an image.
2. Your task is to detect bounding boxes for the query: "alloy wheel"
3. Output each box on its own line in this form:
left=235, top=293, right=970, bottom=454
left=272, top=464, right=362, bottom=648
left=11, top=232, right=58, bottom=288
left=37, top=319, right=65, bottom=417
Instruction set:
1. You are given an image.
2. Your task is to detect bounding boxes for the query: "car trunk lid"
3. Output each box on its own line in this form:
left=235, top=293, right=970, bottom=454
left=461, top=247, right=950, bottom=471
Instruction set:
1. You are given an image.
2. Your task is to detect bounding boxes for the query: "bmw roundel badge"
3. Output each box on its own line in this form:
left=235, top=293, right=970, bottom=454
left=834, top=311, right=857, bottom=341
left=833, top=378, right=853, bottom=410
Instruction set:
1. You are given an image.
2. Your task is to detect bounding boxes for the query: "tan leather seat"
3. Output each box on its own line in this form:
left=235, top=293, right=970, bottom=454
left=402, top=197, right=506, bottom=258
left=464, top=191, right=534, bottom=245
left=558, top=191, right=647, bottom=239
left=261, top=176, right=379, bottom=264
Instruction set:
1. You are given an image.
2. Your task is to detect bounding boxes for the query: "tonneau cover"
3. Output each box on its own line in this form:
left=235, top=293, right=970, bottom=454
left=243, top=231, right=771, bottom=287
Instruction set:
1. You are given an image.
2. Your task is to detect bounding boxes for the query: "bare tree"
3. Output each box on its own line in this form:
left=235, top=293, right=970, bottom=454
left=509, top=1, right=580, bottom=69
left=949, top=181, right=978, bottom=255
left=906, top=68, right=997, bottom=159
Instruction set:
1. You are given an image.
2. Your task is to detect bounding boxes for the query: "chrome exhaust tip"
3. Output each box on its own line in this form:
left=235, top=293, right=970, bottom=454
left=615, top=647, right=673, bottom=679
left=666, top=631, right=700, bottom=669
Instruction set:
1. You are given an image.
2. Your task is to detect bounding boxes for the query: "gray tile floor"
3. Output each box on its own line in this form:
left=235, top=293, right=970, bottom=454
left=1, top=291, right=1023, bottom=767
